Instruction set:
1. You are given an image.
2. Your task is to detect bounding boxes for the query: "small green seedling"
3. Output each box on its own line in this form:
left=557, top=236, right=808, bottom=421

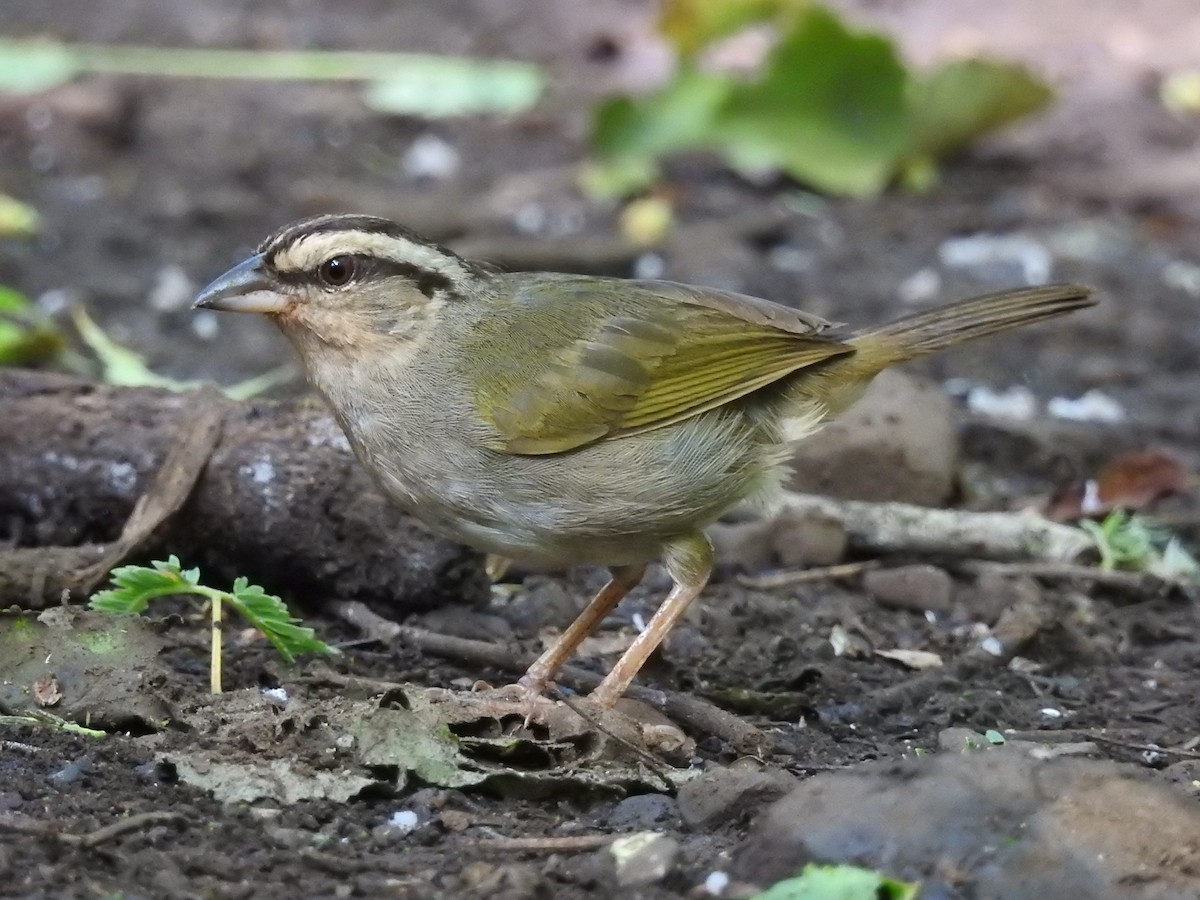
left=1081, top=510, right=1200, bottom=582
left=90, top=556, right=334, bottom=692
left=753, top=863, right=919, bottom=900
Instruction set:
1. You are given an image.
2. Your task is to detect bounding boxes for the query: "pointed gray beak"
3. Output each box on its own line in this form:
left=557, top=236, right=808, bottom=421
left=193, top=253, right=289, bottom=314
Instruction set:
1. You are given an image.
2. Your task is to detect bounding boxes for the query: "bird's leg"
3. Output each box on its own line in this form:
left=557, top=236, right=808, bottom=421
left=590, top=533, right=713, bottom=708
left=517, top=563, right=647, bottom=698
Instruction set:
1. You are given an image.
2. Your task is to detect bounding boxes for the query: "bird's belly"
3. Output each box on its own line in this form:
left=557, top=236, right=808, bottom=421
left=362, top=407, right=789, bottom=568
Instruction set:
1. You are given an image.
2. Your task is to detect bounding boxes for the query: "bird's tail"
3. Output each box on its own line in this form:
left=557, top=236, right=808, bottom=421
left=848, top=283, right=1095, bottom=367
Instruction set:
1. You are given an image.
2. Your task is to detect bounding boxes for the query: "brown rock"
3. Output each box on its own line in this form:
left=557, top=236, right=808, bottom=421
left=787, top=370, right=958, bottom=505
left=770, top=507, right=847, bottom=567
left=864, top=564, right=954, bottom=613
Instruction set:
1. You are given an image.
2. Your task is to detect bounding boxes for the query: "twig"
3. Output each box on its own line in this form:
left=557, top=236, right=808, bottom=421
left=554, top=690, right=677, bottom=790
left=736, top=560, right=879, bottom=590
left=1086, top=734, right=1200, bottom=760
left=0, top=810, right=183, bottom=848
left=471, top=834, right=617, bottom=853
left=959, top=560, right=1171, bottom=593
left=776, top=491, right=1093, bottom=563
left=329, top=601, right=767, bottom=753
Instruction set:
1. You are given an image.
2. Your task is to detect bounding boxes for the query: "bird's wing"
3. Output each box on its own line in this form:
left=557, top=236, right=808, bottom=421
left=465, top=276, right=853, bottom=455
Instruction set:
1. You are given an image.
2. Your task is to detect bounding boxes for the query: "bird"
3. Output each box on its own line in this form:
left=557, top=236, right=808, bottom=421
left=194, top=213, right=1095, bottom=707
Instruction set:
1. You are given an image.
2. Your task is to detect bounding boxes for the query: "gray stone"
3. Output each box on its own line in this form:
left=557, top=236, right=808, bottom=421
left=607, top=793, right=681, bottom=829
left=734, top=749, right=1200, bottom=899
left=787, top=369, right=958, bottom=506
left=677, top=763, right=798, bottom=831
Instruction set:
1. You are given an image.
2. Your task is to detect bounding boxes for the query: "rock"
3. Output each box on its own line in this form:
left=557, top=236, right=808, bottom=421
left=606, top=794, right=682, bottom=829
left=787, top=370, right=958, bottom=506
left=608, top=832, right=680, bottom=887
left=770, top=507, right=847, bottom=567
left=733, top=750, right=1200, bottom=899
left=677, top=763, right=798, bottom=831
left=937, top=727, right=997, bottom=753
left=708, top=519, right=777, bottom=572
left=864, top=564, right=954, bottom=613
left=709, top=508, right=846, bottom=570
left=967, top=571, right=1042, bottom=624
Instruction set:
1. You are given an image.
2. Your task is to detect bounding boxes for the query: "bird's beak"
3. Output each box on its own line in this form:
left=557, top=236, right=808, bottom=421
left=192, top=253, right=289, bottom=314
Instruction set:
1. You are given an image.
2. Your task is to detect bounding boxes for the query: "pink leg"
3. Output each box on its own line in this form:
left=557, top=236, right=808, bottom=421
left=518, top=563, right=646, bottom=696
left=590, top=533, right=713, bottom=708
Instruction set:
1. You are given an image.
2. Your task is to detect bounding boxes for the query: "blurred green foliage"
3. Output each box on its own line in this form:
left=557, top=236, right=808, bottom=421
left=0, top=39, right=543, bottom=118
left=588, top=2, right=1052, bottom=197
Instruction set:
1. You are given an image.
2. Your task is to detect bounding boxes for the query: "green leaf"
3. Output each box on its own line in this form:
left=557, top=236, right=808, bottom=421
left=753, top=863, right=919, bottom=900
left=0, top=39, right=544, bottom=120
left=714, top=6, right=909, bottom=196
left=363, top=59, right=543, bottom=118
left=0, top=194, right=40, bottom=236
left=592, top=68, right=735, bottom=163
left=89, top=556, right=192, bottom=614
left=658, top=0, right=808, bottom=57
left=71, top=306, right=289, bottom=397
left=0, top=41, right=77, bottom=93
left=226, top=578, right=334, bottom=664
left=906, top=58, right=1053, bottom=163
left=0, top=286, right=66, bottom=366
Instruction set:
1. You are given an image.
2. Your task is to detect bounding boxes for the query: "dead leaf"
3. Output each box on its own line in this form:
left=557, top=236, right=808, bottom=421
left=876, top=648, right=943, bottom=670
left=1045, top=449, right=1191, bottom=521
left=32, top=674, right=62, bottom=707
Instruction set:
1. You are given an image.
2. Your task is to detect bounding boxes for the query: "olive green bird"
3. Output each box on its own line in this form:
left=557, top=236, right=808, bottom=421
left=195, top=214, right=1095, bottom=707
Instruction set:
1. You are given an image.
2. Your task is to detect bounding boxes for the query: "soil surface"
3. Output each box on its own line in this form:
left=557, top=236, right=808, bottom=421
left=2, top=1, right=1200, bottom=898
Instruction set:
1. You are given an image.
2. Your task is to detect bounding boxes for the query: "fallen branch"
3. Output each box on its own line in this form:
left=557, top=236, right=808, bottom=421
left=775, top=491, right=1094, bottom=563
left=0, top=370, right=485, bottom=612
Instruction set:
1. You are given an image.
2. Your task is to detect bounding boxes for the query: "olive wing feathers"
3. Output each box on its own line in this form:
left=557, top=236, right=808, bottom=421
left=466, top=276, right=853, bottom=455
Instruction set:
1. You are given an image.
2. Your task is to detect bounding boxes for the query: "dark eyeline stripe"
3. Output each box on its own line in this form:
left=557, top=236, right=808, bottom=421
left=270, top=253, right=457, bottom=300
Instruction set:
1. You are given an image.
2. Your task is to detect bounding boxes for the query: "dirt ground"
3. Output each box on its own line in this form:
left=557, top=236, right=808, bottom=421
left=2, top=1, right=1200, bottom=898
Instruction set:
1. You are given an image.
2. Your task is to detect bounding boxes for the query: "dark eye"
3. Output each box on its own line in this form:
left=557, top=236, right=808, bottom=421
left=317, top=256, right=356, bottom=287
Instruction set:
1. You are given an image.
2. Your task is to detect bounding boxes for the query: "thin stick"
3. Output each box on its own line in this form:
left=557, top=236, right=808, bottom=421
left=737, top=560, right=879, bottom=590
left=959, top=560, right=1171, bottom=592
left=472, top=834, right=617, bottom=852
left=210, top=595, right=223, bottom=694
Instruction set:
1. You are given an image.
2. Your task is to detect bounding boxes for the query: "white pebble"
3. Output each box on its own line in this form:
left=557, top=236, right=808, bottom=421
left=1046, top=390, right=1125, bottom=423
left=938, top=232, right=1053, bottom=285
left=401, top=133, right=461, bottom=181
left=965, top=385, right=1038, bottom=420
left=704, top=871, right=730, bottom=896
left=387, top=810, right=419, bottom=833
left=897, top=267, right=941, bottom=305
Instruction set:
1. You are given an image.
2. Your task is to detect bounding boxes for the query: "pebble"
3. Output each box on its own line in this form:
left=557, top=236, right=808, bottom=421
left=864, top=564, right=954, bottom=613
left=771, top=507, right=847, bottom=567
left=609, top=832, right=680, bottom=887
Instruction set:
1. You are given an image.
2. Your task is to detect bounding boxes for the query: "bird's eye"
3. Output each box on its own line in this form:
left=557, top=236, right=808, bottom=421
left=317, top=256, right=356, bottom=287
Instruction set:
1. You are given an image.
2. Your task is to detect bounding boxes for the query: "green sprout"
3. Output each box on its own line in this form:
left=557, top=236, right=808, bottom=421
left=90, top=556, right=334, bottom=692
left=1080, top=510, right=1200, bottom=582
